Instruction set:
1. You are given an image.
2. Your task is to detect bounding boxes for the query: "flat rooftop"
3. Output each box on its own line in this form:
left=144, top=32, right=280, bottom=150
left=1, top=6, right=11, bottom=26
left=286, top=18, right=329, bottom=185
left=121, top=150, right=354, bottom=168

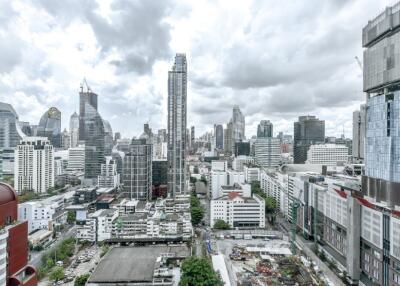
left=88, top=246, right=189, bottom=283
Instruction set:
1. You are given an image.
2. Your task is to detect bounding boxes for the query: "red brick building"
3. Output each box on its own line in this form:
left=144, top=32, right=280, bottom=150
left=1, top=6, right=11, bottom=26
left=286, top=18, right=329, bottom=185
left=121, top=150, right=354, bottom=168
left=0, top=183, right=37, bottom=286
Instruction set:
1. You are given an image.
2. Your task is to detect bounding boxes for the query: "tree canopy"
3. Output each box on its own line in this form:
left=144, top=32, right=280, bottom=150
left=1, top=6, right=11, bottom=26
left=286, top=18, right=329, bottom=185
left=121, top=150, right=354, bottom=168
left=213, top=219, right=230, bottom=230
left=74, top=274, right=90, bottom=286
left=179, top=257, right=224, bottom=286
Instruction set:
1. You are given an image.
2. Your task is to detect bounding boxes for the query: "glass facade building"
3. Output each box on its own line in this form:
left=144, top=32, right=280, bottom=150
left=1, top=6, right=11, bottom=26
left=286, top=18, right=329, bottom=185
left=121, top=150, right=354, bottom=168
left=167, top=54, right=187, bottom=197
left=214, top=124, right=224, bottom=150
left=0, top=102, right=25, bottom=148
left=83, top=102, right=105, bottom=179
left=293, top=115, right=325, bottom=164
left=257, top=120, right=273, bottom=138
left=231, top=105, right=245, bottom=151
left=37, top=107, right=62, bottom=148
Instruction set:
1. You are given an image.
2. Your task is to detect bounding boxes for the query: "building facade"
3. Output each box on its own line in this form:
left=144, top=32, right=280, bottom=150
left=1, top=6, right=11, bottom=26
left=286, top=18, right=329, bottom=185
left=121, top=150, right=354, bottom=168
left=214, top=124, right=224, bottom=150
left=293, top=116, right=325, bottom=164
left=37, top=107, right=61, bottom=148
left=0, top=102, right=25, bottom=148
left=14, top=137, right=54, bottom=194
left=306, top=144, right=349, bottom=166
left=167, top=54, right=187, bottom=197
left=123, top=139, right=152, bottom=200
left=254, top=138, right=281, bottom=169
left=69, top=111, right=79, bottom=148
left=257, top=120, right=273, bottom=138
left=231, top=105, right=245, bottom=152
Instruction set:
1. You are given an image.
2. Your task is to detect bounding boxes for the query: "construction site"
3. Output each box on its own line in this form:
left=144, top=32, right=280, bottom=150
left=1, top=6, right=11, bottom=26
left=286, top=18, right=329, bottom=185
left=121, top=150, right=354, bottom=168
left=213, top=237, right=328, bottom=286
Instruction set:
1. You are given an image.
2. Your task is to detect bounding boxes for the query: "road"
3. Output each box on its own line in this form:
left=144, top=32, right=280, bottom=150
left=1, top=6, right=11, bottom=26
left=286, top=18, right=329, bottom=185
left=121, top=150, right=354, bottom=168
left=29, top=226, right=76, bottom=268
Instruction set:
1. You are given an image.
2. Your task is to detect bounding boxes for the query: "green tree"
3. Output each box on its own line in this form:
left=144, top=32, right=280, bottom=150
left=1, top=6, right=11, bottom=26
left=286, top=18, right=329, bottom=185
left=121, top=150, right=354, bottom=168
left=213, top=219, right=230, bottom=230
left=179, top=257, right=223, bottom=286
left=200, top=176, right=208, bottom=186
left=191, top=207, right=204, bottom=225
left=193, top=166, right=199, bottom=174
left=74, top=273, right=90, bottom=286
left=49, top=266, right=65, bottom=282
left=67, top=211, right=76, bottom=224
left=190, top=176, right=197, bottom=184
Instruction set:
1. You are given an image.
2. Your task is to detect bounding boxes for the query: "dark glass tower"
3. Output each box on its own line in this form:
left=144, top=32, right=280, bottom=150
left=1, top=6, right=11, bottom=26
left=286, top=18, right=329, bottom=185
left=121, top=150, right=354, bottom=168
left=37, top=107, right=62, bottom=148
left=214, top=124, right=224, bottom=150
left=79, top=85, right=98, bottom=141
left=293, top=115, right=325, bottom=164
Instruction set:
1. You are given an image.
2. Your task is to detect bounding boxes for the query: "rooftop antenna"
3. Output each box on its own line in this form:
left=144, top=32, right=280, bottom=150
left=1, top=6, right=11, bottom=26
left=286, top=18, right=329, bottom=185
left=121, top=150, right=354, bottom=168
left=82, top=78, right=91, bottom=93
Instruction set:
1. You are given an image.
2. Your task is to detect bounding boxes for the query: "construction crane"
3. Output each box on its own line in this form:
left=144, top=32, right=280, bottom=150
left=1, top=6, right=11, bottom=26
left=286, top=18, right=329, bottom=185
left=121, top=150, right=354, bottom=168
left=290, top=186, right=304, bottom=254
left=355, top=56, right=363, bottom=71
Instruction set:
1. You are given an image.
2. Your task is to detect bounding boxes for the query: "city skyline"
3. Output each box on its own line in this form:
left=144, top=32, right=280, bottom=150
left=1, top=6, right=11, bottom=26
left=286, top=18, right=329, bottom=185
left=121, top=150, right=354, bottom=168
left=0, top=1, right=390, bottom=138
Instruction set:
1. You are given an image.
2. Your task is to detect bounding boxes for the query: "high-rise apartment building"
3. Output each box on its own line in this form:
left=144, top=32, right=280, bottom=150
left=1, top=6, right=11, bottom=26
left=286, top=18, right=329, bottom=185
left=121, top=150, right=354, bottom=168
left=0, top=102, right=25, bottom=148
left=293, top=115, right=325, bottom=164
left=167, top=53, right=187, bottom=197
left=69, top=111, right=79, bottom=148
left=214, top=124, right=224, bottom=150
left=254, top=138, right=281, bottom=169
left=14, top=137, right=54, bottom=194
left=352, top=104, right=366, bottom=162
left=98, top=159, right=120, bottom=188
left=37, top=107, right=61, bottom=148
left=67, top=146, right=85, bottom=171
left=123, top=139, right=152, bottom=200
left=257, top=120, right=273, bottom=138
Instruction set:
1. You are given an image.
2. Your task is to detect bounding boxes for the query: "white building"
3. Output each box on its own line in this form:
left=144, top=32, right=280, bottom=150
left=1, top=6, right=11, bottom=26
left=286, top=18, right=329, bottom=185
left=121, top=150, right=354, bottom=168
left=244, top=166, right=260, bottom=183
left=211, top=160, right=228, bottom=172
left=18, top=195, right=66, bottom=233
left=254, top=138, right=281, bottom=169
left=227, top=170, right=245, bottom=186
left=98, top=160, right=120, bottom=188
left=211, top=192, right=265, bottom=228
left=67, top=146, right=85, bottom=171
left=232, top=156, right=254, bottom=172
left=210, top=171, right=228, bottom=199
left=14, top=137, right=54, bottom=194
left=219, top=183, right=251, bottom=198
left=306, top=144, right=348, bottom=166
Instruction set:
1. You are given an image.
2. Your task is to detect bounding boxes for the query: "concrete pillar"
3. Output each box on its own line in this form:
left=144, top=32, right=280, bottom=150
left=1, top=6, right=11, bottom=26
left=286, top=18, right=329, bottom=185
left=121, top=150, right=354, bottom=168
left=346, top=196, right=361, bottom=284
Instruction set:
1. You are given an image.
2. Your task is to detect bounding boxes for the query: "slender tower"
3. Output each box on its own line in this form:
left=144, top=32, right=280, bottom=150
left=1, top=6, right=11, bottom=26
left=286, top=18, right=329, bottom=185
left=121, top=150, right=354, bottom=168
left=167, top=54, right=187, bottom=197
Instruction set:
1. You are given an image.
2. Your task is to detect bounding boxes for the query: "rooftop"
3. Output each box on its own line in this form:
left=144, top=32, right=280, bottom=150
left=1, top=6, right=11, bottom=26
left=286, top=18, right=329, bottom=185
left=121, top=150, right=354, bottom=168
left=88, top=246, right=189, bottom=283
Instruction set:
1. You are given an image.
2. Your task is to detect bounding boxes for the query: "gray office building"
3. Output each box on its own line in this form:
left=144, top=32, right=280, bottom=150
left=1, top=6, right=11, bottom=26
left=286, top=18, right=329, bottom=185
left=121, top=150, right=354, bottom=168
left=37, top=107, right=62, bottom=148
left=0, top=102, right=25, bottom=148
left=123, top=138, right=152, bottom=200
left=293, top=115, right=325, bottom=164
left=257, top=120, right=273, bottom=138
left=103, top=119, right=113, bottom=156
left=231, top=105, right=245, bottom=152
left=214, top=124, right=224, bottom=150
left=167, top=54, right=187, bottom=197
left=79, top=83, right=98, bottom=141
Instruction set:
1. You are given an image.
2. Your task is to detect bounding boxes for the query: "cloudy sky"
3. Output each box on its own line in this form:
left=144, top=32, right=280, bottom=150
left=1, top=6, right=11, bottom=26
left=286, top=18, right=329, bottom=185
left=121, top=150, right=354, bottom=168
left=0, top=0, right=392, bottom=139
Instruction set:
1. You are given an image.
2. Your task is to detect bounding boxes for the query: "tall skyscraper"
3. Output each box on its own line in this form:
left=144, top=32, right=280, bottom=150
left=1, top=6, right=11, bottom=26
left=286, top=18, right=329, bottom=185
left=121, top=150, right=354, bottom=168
left=257, top=120, right=273, bottom=138
left=214, top=124, right=224, bottom=150
left=78, top=83, right=106, bottom=179
left=190, top=126, right=195, bottom=150
left=79, top=82, right=98, bottom=141
left=224, top=122, right=233, bottom=154
left=61, top=128, right=71, bottom=149
left=293, top=115, right=325, bottom=164
left=37, top=107, right=61, bottom=148
left=0, top=102, right=25, bottom=148
left=362, top=5, right=400, bottom=206
left=103, top=119, right=113, bottom=156
left=352, top=104, right=366, bottom=162
left=69, top=111, right=79, bottom=148
left=14, top=137, right=54, bottom=194
left=167, top=53, right=187, bottom=197
left=123, top=138, right=152, bottom=200
left=231, top=105, right=245, bottom=151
